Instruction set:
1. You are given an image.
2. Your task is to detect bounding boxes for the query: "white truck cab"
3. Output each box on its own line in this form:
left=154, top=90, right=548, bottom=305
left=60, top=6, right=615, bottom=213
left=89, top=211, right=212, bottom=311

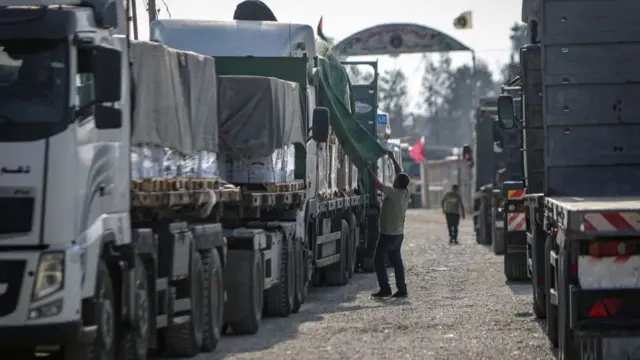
left=0, top=0, right=131, bottom=356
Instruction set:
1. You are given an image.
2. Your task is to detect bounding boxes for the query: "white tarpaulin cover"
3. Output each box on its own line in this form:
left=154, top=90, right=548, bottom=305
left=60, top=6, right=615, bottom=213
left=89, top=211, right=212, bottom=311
left=130, top=40, right=218, bottom=155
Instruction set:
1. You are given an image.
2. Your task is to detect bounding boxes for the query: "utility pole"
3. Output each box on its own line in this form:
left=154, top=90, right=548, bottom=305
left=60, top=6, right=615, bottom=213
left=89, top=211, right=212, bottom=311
left=130, top=0, right=139, bottom=39
left=147, top=0, right=157, bottom=24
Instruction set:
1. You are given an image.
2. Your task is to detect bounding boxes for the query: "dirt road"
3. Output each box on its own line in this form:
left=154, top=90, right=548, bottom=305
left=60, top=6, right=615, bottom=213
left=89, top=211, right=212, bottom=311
left=208, top=210, right=556, bottom=360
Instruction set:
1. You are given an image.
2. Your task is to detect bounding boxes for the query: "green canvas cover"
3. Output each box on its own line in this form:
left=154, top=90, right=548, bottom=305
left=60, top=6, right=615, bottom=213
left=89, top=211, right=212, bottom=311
left=315, top=40, right=387, bottom=171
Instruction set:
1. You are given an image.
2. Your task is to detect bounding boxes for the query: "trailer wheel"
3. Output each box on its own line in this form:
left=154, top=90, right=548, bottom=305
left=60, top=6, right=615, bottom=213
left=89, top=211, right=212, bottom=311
left=120, top=256, right=150, bottom=360
left=67, top=260, right=116, bottom=360
left=504, top=252, right=528, bottom=281
left=530, top=231, right=546, bottom=319
left=201, top=249, right=224, bottom=352
left=492, top=228, right=505, bottom=255
left=266, top=232, right=294, bottom=317
left=557, top=251, right=579, bottom=360
left=229, top=251, right=263, bottom=334
left=292, top=238, right=305, bottom=314
left=164, top=251, right=204, bottom=357
left=348, top=214, right=359, bottom=278
left=325, top=220, right=350, bottom=286
left=344, top=213, right=357, bottom=278
left=544, top=237, right=559, bottom=347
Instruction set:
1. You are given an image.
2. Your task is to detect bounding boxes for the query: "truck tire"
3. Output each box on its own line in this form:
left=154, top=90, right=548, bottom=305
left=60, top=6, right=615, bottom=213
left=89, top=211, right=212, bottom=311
left=347, top=213, right=358, bottom=279
left=292, top=238, right=304, bottom=314
left=201, top=250, right=224, bottom=353
left=325, top=220, right=350, bottom=286
left=66, top=260, right=117, bottom=360
left=544, top=237, right=559, bottom=347
left=120, top=256, right=150, bottom=360
left=266, top=232, right=294, bottom=317
left=164, top=251, right=205, bottom=357
left=229, top=251, right=264, bottom=334
left=492, top=228, right=505, bottom=255
left=530, top=232, right=546, bottom=319
left=557, top=252, right=579, bottom=360
left=504, top=252, right=528, bottom=281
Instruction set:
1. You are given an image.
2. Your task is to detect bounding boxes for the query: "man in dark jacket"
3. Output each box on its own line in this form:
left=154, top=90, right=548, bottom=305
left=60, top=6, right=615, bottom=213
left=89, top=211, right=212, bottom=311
left=441, top=184, right=465, bottom=244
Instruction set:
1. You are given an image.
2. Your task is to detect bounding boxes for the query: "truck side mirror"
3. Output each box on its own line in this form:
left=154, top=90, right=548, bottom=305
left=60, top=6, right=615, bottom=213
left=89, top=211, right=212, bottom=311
left=497, top=95, right=515, bottom=129
left=94, top=105, right=122, bottom=130
left=312, top=107, right=330, bottom=143
left=94, top=46, right=122, bottom=103
left=79, top=44, right=122, bottom=104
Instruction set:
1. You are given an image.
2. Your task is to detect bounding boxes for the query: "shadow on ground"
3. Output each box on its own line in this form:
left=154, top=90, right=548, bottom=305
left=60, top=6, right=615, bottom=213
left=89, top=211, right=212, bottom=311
left=210, top=271, right=406, bottom=358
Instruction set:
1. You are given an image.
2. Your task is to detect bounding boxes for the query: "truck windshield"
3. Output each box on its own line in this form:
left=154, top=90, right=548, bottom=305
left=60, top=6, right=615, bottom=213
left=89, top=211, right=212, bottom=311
left=0, top=39, right=67, bottom=124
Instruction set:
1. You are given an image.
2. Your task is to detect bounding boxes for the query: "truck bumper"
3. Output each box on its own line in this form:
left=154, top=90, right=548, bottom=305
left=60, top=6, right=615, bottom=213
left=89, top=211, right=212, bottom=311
left=0, top=320, right=89, bottom=346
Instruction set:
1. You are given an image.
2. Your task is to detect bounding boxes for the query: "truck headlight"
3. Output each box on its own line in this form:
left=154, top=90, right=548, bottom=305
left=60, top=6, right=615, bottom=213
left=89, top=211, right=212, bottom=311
left=32, top=252, right=65, bottom=301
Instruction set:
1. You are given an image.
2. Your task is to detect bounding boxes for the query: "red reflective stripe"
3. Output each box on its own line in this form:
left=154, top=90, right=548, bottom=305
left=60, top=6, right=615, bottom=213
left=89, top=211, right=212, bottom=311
left=601, top=212, right=635, bottom=231
left=613, top=256, right=632, bottom=263
left=583, top=219, right=598, bottom=231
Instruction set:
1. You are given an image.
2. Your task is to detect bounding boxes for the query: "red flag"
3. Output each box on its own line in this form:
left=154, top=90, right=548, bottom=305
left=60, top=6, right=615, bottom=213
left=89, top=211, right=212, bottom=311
left=409, top=137, right=425, bottom=163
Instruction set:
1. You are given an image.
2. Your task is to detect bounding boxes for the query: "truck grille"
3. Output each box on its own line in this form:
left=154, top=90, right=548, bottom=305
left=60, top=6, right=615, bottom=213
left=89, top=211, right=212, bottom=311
left=0, top=197, right=34, bottom=235
left=0, top=260, right=26, bottom=317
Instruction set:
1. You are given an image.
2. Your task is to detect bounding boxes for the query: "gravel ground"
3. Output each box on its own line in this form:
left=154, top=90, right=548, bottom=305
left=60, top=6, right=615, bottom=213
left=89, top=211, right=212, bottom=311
left=206, top=209, right=557, bottom=360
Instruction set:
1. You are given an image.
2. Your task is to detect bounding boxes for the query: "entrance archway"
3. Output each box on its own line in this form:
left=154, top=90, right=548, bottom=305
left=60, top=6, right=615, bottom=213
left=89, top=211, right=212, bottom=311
left=332, top=23, right=473, bottom=57
left=326, top=22, right=477, bottom=144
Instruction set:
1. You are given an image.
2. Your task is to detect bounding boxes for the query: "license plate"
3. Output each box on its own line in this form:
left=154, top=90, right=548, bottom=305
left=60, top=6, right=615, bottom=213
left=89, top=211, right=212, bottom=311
left=495, top=222, right=504, bottom=228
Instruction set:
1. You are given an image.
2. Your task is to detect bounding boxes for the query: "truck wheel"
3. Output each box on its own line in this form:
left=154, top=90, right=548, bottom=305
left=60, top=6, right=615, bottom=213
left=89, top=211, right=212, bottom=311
left=229, top=251, right=263, bottom=334
left=557, top=253, right=579, bottom=360
left=348, top=215, right=358, bottom=278
left=504, top=252, right=528, bottom=281
left=532, top=288, right=546, bottom=319
left=492, top=228, right=505, bottom=255
left=325, top=220, right=349, bottom=286
left=164, top=251, right=205, bottom=357
left=544, top=237, right=559, bottom=347
left=266, top=232, right=294, bottom=317
left=292, top=239, right=305, bottom=314
left=68, top=261, right=116, bottom=360
left=120, top=256, right=150, bottom=360
left=530, top=233, right=546, bottom=319
left=201, top=250, right=224, bottom=353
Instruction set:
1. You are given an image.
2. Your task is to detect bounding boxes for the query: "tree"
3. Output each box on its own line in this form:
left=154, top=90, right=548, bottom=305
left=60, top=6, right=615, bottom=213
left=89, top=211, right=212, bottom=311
left=442, top=61, right=498, bottom=143
left=500, top=23, right=528, bottom=83
left=379, top=67, right=409, bottom=137
left=418, top=54, right=453, bottom=144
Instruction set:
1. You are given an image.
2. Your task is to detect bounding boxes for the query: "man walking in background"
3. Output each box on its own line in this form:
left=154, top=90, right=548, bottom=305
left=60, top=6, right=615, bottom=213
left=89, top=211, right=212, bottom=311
left=441, top=184, right=465, bottom=244
left=367, top=151, right=411, bottom=299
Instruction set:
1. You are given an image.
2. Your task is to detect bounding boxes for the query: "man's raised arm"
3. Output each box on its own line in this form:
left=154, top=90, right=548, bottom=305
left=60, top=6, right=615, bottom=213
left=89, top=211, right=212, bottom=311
left=388, top=150, right=403, bottom=175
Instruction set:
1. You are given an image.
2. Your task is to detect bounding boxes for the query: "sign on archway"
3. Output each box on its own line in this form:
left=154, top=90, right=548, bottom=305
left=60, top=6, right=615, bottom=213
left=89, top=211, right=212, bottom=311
left=332, top=23, right=472, bottom=57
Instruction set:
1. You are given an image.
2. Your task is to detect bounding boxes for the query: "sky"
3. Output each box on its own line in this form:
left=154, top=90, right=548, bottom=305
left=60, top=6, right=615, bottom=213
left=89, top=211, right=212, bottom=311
left=132, top=0, right=523, bottom=110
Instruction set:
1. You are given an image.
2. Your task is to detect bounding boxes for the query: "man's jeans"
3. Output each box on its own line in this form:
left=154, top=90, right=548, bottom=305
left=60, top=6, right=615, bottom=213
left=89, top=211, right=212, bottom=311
left=445, top=213, right=461, bottom=241
left=374, top=233, right=406, bottom=292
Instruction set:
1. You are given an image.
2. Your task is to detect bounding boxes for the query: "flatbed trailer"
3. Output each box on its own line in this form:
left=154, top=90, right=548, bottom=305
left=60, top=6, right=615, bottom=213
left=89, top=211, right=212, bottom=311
left=526, top=194, right=640, bottom=360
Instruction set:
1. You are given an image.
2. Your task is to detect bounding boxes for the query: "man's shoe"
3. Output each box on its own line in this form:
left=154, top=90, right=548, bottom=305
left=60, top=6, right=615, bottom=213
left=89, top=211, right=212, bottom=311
left=372, top=289, right=392, bottom=298
left=392, top=290, right=408, bottom=298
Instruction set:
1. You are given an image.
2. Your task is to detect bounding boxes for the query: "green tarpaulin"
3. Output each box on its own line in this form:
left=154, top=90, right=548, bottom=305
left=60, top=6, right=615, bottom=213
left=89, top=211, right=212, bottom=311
left=316, top=41, right=387, bottom=171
